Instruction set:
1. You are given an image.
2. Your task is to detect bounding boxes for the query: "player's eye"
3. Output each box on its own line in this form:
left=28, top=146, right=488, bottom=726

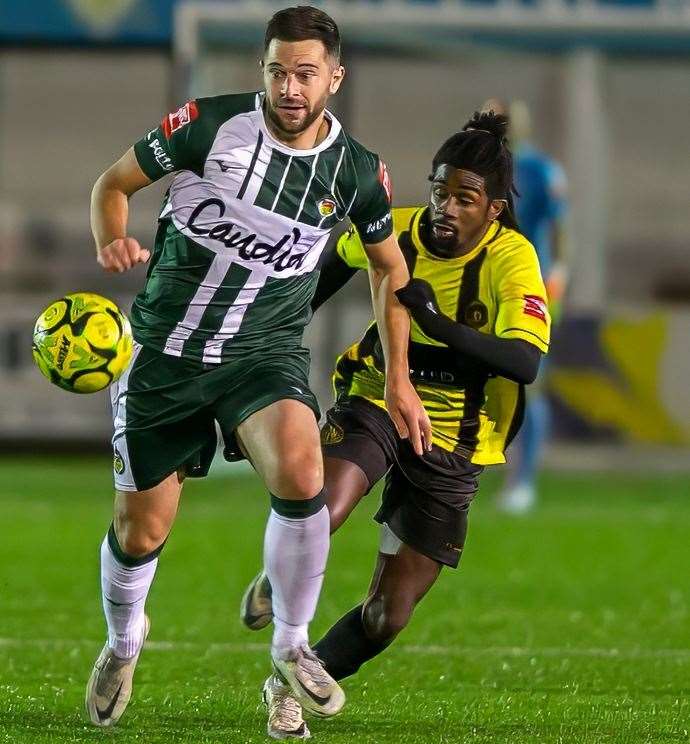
left=432, top=186, right=450, bottom=201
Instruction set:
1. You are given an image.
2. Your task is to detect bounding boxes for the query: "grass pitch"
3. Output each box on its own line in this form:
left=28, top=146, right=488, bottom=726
left=1, top=456, right=689, bottom=743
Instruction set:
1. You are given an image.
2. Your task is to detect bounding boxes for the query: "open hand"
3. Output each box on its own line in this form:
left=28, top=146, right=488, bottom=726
left=385, top=375, right=433, bottom=455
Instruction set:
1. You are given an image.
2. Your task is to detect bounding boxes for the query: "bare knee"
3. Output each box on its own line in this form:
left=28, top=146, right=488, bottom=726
left=112, top=473, right=181, bottom=558
left=327, top=488, right=363, bottom=532
left=114, top=495, right=177, bottom=558
left=272, top=450, right=323, bottom=500
left=114, top=511, right=169, bottom=557
left=327, top=499, right=350, bottom=533
left=362, top=594, right=413, bottom=644
left=324, top=458, right=369, bottom=533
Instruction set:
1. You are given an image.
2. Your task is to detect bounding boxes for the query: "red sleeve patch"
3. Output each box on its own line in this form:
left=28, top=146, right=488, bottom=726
left=523, top=294, right=548, bottom=323
left=378, top=159, right=392, bottom=204
left=161, top=100, right=199, bottom=139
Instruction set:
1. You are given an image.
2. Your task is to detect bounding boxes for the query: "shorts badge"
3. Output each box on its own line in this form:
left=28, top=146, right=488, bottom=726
left=321, top=421, right=344, bottom=446
left=113, top=449, right=125, bottom=475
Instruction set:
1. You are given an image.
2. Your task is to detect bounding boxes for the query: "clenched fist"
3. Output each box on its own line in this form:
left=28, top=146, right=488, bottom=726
left=97, top=237, right=151, bottom=273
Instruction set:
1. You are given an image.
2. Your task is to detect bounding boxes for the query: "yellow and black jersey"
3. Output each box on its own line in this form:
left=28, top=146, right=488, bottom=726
left=333, top=206, right=550, bottom=465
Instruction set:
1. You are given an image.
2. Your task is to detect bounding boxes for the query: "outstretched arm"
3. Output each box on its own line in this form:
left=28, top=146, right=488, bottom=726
left=364, top=236, right=432, bottom=455
left=396, top=279, right=542, bottom=384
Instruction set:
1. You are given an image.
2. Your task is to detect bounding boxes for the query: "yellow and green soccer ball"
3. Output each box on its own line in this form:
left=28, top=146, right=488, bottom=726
left=32, top=292, right=133, bottom=394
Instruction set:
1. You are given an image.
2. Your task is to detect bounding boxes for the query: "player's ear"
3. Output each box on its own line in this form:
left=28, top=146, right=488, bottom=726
left=329, top=64, right=345, bottom=94
left=488, top=199, right=505, bottom=220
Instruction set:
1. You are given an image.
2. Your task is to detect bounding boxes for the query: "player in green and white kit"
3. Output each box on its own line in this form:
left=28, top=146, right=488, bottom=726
left=85, top=6, right=430, bottom=735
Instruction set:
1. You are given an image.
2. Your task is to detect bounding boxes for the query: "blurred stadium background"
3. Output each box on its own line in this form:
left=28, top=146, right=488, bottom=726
left=1, top=2, right=689, bottom=743
left=1, top=0, right=689, bottom=464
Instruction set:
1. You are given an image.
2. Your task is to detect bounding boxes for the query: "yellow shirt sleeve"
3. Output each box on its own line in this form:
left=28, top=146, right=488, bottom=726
left=336, top=225, right=369, bottom=271
left=493, top=239, right=551, bottom=353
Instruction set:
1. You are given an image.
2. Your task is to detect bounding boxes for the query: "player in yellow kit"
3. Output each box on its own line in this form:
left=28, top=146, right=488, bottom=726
left=242, top=111, right=550, bottom=739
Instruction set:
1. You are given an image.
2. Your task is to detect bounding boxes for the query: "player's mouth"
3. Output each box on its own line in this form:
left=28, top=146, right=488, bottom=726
left=278, top=102, right=307, bottom=114
left=431, top=222, right=457, bottom=240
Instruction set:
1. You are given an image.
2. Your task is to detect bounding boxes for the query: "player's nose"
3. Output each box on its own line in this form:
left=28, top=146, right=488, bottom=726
left=282, top=73, right=300, bottom=98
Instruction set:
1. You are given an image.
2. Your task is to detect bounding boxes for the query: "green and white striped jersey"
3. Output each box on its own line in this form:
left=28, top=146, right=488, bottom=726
left=131, top=92, right=393, bottom=364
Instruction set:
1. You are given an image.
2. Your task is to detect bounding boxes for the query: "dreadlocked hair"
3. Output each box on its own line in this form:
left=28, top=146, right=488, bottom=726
left=431, top=110, right=521, bottom=233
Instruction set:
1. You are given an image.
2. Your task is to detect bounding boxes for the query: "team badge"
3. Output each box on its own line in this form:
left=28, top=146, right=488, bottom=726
left=113, top=449, right=125, bottom=475
left=464, top=300, right=488, bottom=329
left=378, top=160, right=392, bottom=204
left=317, top=197, right=337, bottom=218
left=161, top=101, right=199, bottom=139
left=321, top=421, right=344, bottom=446
left=523, top=295, right=548, bottom=323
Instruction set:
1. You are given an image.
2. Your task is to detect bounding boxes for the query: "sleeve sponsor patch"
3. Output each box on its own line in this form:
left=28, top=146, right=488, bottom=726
left=523, top=294, right=548, bottom=323
left=365, top=212, right=392, bottom=235
left=378, top=159, right=392, bottom=204
left=161, top=100, right=199, bottom=139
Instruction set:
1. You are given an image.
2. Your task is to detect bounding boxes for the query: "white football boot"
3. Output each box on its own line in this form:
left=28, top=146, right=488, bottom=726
left=272, top=645, right=345, bottom=718
left=240, top=570, right=274, bottom=630
left=85, top=615, right=150, bottom=727
left=263, top=674, right=311, bottom=740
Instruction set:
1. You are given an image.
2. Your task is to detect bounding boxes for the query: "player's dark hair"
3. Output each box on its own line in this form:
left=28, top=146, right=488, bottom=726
left=264, top=6, right=341, bottom=62
left=431, top=111, right=520, bottom=232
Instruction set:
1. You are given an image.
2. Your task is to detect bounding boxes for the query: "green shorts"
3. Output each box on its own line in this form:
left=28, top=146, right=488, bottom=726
left=110, top=342, right=319, bottom=492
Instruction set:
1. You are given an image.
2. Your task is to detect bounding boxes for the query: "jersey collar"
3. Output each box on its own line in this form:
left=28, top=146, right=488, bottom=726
left=411, top=207, right=501, bottom=264
left=254, top=91, right=342, bottom=156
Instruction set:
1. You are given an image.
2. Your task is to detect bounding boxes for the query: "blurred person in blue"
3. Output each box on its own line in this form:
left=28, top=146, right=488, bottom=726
left=483, top=99, right=568, bottom=514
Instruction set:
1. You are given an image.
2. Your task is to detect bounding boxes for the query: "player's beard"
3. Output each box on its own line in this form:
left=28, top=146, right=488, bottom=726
left=427, top=212, right=462, bottom=258
left=264, top=92, right=329, bottom=142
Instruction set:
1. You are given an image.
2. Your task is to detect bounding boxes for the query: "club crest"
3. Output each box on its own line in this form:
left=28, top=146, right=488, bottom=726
left=321, top=421, right=344, bottom=446
left=317, top=197, right=337, bottom=218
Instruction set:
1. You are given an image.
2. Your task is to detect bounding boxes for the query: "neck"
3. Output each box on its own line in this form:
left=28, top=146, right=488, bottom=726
left=263, top=104, right=330, bottom=150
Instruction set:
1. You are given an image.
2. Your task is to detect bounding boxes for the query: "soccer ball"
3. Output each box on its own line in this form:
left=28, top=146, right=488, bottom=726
left=32, top=292, right=134, bottom=394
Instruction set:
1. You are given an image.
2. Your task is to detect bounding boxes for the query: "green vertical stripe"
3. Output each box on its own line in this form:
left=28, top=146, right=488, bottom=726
left=131, top=229, right=215, bottom=345
left=273, top=155, right=314, bottom=220
left=295, top=148, right=342, bottom=227
left=185, top=262, right=253, bottom=352
left=254, top=148, right=291, bottom=212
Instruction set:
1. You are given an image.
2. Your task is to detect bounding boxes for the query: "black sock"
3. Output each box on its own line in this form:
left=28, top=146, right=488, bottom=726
left=312, top=604, right=392, bottom=681
left=270, top=490, right=326, bottom=518
left=107, top=523, right=166, bottom=568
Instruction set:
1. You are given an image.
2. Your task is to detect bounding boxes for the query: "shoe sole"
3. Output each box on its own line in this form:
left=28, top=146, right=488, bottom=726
left=263, top=679, right=312, bottom=740
left=240, top=573, right=273, bottom=630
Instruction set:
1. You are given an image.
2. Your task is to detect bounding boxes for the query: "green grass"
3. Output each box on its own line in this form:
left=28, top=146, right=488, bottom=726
left=1, top=456, right=689, bottom=743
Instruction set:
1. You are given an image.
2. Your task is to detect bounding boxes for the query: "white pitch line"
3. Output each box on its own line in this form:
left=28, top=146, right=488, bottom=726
left=1, top=637, right=689, bottom=660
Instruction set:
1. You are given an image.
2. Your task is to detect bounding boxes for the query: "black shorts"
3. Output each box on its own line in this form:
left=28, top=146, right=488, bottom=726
left=320, top=396, right=483, bottom=568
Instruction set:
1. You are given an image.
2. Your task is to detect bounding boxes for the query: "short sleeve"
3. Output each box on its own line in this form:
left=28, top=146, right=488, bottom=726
left=494, top=241, right=551, bottom=353
left=348, top=156, right=393, bottom=244
left=336, top=226, right=369, bottom=270
left=133, top=100, right=210, bottom=181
